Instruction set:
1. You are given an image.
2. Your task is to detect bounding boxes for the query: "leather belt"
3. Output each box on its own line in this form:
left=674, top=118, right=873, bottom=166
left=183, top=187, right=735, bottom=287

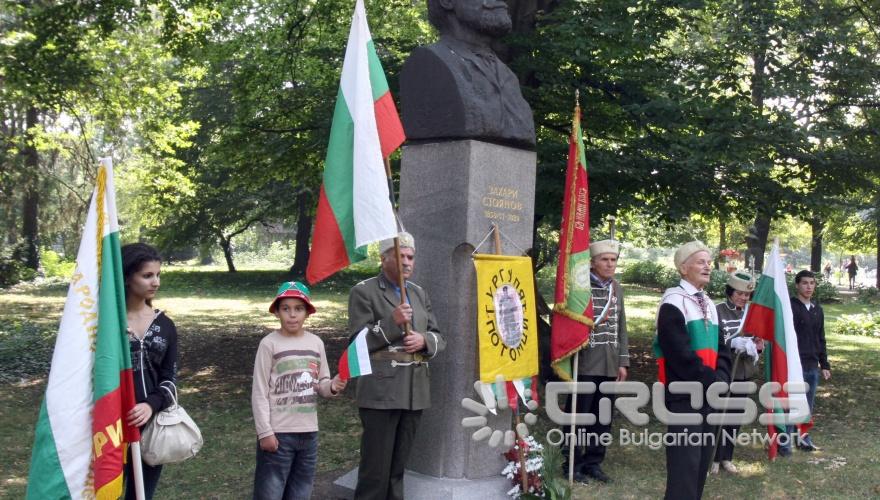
left=370, top=351, right=426, bottom=363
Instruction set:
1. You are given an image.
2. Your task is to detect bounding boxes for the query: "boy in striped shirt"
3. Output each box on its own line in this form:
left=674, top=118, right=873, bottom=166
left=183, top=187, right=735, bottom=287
left=252, top=282, right=346, bottom=499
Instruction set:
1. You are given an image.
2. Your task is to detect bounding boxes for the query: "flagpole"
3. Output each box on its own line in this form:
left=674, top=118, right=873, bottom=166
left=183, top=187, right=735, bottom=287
left=568, top=352, right=579, bottom=486
left=492, top=223, right=528, bottom=493
left=566, top=90, right=582, bottom=487
left=384, top=156, right=411, bottom=335
left=130, top=442, right=146, bottom=500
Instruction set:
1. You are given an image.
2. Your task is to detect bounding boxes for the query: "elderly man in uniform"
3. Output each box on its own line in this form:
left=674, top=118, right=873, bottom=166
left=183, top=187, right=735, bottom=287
left=347, top=232, right=446, bottom=500
left=564, top=239, right=630, bottom=484
left=653, top=241, right=731, bottom=500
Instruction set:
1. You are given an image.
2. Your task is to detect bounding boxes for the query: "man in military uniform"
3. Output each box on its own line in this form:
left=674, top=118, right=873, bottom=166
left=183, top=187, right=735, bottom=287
left=348, top=232, right=446, bottom=500
left=565, top=239, right=629, bottom=484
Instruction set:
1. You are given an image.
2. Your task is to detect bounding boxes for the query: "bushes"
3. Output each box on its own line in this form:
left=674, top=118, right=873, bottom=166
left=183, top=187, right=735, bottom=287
left=41, top=248, right=76, bottom=278
left=856, top=286, right=880, bottom=305
left=705, top=269, right=731, bottom=299
left=832, top=313, right=880, bottom=337
left=621, top=261, right=678, bottom=290
left=0, top=244, right=36, bottom=288
left=621, top=261, right=730, bottom=299
left=785, top=274, right=839, bottom=303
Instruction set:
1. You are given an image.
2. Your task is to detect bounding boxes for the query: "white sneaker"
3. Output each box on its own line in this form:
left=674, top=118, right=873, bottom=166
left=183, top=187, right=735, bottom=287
left=710, top=462, right=719, bottom=474
left=721, top=460, right=738, bottom=474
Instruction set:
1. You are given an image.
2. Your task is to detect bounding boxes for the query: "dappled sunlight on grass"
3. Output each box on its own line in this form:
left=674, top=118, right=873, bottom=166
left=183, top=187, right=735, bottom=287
left=3, top=477, right=26, bottom=486
left=3, top=272, right=880, bottom=498
left=190, top=366, right=217, bottom=378
left=0, top=293, right=64, bottom=328
left=731, top=459, right=767, bottom=477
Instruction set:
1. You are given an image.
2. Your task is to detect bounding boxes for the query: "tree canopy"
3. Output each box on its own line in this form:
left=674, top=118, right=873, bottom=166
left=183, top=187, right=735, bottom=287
left=2, top=0, right=878, bottom=285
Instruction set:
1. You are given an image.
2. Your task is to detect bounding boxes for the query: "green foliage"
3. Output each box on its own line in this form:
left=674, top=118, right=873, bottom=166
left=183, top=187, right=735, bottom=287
left=704, top=270, right=731, bottom=299
left=40, top=248, right=75, bottom=279
left=0, top=244, right=36, bottom=288
left=856, top=286, right=880, bottom=305
left=534, top=443, right=571, bottom=500
left=831, top=313, right=880, bottom=338
left=785, top=275, right=839, bottom=304
left=621, top=261, right=678, bottom=290
left=622, top=261, right=730, bottom=299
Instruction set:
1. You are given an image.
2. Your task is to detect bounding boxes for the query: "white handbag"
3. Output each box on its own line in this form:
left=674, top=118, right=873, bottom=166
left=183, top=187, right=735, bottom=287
left=141, top=382, right=203, bottom=466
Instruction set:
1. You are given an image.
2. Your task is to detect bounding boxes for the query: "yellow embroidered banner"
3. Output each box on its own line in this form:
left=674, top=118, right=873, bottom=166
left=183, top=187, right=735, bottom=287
left=474, top=254, right=539, bottom=382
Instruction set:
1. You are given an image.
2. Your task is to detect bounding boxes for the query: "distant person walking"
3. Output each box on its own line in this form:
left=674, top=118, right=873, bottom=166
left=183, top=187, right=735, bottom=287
left=823, top=262, right=832, bottom=282
left=845, top=256, right=858, bottom=290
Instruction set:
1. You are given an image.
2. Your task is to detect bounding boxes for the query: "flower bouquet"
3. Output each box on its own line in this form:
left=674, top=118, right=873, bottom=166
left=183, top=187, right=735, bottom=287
left=502, top=436, right=571, bottom=499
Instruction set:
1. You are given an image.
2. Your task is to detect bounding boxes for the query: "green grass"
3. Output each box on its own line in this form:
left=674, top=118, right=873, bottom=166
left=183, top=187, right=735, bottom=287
left=2, top=271, right=880, bottom=498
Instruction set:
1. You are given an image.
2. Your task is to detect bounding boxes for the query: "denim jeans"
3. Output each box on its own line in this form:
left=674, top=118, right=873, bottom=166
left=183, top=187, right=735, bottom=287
left=254, top=432, right=319, bottom=500
left=782, top=367, right=820, bottom=449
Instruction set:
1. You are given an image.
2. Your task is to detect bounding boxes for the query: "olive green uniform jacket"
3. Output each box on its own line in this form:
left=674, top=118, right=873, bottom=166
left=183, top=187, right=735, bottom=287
left=347, top=273, right=446, bottom=410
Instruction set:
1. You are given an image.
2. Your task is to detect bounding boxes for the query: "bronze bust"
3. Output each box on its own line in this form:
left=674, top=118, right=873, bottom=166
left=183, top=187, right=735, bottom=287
left=401, top=0, right=536, bottom=149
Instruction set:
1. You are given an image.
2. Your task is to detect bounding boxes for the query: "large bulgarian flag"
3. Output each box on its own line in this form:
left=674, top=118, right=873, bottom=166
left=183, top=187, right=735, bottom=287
left=306, top=0, right=405, bottom=284
left=741, top=242, right=809, bottom=459
left=550, top=101, right=594, bottom=381
left=28, top=158, right=139, bottom=499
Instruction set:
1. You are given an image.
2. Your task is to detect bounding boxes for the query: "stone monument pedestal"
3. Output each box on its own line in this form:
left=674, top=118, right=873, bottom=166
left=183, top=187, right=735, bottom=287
left=333, top=140, right=536, bottom=499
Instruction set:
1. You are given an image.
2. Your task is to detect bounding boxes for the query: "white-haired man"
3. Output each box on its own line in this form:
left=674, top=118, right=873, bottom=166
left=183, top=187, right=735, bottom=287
left=565, top=239, right=629, bottom=484
left=653, top=241, right=731, bottom=500
left=347, top=233, right=446, bottom=500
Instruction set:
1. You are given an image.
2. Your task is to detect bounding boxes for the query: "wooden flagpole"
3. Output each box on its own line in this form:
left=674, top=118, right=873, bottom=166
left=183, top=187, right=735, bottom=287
left=566, top=90, right=582, bottom=487
left=492, top=223, right=528, bottom=494
left=384, top=157, right=410, bottom=335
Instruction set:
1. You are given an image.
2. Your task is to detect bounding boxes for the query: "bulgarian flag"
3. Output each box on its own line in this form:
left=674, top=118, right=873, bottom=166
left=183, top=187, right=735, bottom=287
left=550, top=101, right=594, bottom=381
left=741, top=242, right=809, bottom=459
left=28, top=158, right=139, bottom=499
left=338, top=327, right=372, bottom=381
left=306, top=0, right=405, bottom=284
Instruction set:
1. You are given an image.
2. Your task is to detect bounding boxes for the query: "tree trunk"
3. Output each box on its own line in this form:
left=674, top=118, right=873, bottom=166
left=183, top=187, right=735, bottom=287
left=746, top=213, right=771, bottom=272
left=810, top=216, right=823, bottom=273
left=876, top=214, right=879, bottom=289
left=289, top=192, right=312, bottom=277
left=198, top=241, right=214, bottom=265
left=219, top=236, right=236, bottom=272
left=21, top=106, right=40, bottom=270
left=715, top=219, right=727, bottom=270
left=743, top=2, right=772, bottom=273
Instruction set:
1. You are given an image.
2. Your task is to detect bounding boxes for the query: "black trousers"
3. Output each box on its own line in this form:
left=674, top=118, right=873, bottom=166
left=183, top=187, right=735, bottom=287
left=714, top=423, right=740, bottom=462
left=563, top=374, right=615, bottom=472
left=664, top=399, right=716, bottom=500
left=354, top=408, right=422, bottom=500
left=123, top=451, right=163, bottom=500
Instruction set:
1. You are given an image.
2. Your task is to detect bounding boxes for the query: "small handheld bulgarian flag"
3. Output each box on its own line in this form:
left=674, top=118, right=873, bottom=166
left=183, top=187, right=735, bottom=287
left=338, top=327, right=373, bottom=381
